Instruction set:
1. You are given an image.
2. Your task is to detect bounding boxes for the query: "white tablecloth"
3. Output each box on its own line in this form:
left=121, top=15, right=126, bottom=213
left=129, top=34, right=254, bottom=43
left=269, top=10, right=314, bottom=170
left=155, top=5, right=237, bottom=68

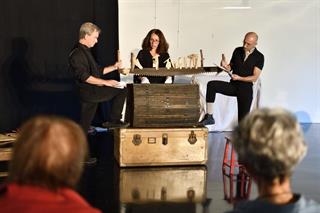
left=175, top=73, right=261, bottom=132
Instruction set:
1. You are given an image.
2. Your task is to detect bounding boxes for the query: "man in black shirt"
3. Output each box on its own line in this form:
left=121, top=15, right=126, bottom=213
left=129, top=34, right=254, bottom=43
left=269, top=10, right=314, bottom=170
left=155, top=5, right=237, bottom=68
left=69, top=22, right=127, bottom=133
left=201, top=32, right=264, bottom=125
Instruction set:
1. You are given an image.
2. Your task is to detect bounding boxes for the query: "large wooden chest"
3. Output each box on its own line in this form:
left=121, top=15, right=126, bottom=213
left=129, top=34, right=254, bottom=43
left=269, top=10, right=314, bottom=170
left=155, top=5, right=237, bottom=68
left=118, top=166, right=207, bottom=203
left=125, top=84, right=200, bottom=127
left=114, top=127, right=208, bottom=167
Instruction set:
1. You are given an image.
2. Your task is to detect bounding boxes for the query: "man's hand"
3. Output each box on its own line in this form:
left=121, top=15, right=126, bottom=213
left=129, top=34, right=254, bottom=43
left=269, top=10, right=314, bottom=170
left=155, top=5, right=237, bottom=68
left=114, top=60, right=122, bottom=69
left=103, top=60, right=123, bottom=75
left=231, top=67, right=262, bottom=83
left=220, top=54, right=231, bottom=71
left=220, top=54, right=227, bottom=67
left=103, top=79, right=120, bottom=87
left=231, top=74, right=241, bottom=81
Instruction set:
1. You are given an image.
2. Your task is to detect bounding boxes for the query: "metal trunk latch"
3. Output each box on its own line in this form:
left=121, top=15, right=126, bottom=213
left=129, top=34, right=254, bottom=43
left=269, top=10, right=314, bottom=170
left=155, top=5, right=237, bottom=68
left=188, top=131, right=197, bottom=144
left=162, top=133, right=168, bottom=145
left=132, top=134, right=142, bottom=146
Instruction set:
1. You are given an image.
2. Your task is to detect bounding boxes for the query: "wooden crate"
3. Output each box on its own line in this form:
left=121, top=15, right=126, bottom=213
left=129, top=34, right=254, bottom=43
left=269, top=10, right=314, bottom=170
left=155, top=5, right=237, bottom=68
left=125, top=84, right=200, bottom=128
left=118, top=166, right=207, bottom=203
left=0, top=133, right=17, bottom=161
left=114, top=127, right=208, bottom=167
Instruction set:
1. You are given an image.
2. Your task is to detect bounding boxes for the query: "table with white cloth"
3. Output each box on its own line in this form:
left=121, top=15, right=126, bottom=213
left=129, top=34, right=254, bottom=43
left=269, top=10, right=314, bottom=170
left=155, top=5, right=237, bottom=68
left=175, top=73, right=261, bottom=132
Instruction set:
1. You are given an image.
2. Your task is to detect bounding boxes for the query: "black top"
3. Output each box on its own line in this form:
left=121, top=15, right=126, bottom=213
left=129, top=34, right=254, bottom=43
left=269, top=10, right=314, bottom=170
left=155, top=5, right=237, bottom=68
left=226, top=194, right=320, bottom=213
left=230, top=47, right=264, bottom=85
left=137, top=49, right=170, bottom=68
left=68, top=43, right=103, bottom=100
left=134, top=49, right=170, bottom=83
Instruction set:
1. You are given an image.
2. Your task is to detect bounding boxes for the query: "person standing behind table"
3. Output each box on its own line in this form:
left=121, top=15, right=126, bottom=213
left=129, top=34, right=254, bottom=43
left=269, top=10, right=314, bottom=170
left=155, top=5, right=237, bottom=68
left=69, top=22, right=128, bottom=132
left=226, top=108, right=320, bottom=213
left=134, top=29, right=173, bottom=84
left=0, top=115, right=101, bottom=213
left=200, top=32, right=264, bottom=125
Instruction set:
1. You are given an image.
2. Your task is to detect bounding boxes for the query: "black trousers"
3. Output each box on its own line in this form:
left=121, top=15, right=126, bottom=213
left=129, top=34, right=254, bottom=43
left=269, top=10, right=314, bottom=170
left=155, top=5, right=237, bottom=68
left=80, top=86, right=127, bottom=132
left=206, top=81, right=253, bottom=121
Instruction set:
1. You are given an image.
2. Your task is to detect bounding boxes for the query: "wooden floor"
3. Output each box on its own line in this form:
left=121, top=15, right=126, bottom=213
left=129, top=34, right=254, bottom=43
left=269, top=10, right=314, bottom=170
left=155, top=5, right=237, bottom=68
left=1, top=123, right=319, bottom=213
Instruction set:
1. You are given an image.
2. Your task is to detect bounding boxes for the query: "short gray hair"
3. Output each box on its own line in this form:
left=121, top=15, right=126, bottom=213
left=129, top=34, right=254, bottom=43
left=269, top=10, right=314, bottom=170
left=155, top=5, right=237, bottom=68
left=232, top=108, right=307, bottom=182
left=79, top=22, right=101, bottom=39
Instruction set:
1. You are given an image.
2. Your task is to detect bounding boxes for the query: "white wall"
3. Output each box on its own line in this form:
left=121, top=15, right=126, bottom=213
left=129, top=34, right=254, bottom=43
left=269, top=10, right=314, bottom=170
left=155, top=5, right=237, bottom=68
left=119, top=0, right=320, bottom=123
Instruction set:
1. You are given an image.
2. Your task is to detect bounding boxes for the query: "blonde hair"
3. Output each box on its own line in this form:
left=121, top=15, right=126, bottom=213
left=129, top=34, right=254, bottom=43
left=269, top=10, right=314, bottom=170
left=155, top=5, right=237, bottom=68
left=232, top=108, right=307, bottom=182
left=8, top=115, right=88, bottom=190
left=79, top=22, right=101, bottom=39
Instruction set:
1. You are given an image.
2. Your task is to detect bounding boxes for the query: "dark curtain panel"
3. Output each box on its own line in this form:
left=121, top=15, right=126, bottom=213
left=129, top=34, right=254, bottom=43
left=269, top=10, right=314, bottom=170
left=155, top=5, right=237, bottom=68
left=0, top=0, right=119, bottom=132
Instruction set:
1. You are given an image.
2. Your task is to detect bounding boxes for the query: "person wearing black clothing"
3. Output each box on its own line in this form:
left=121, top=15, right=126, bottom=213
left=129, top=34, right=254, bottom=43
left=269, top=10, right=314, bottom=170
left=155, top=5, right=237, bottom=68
left=69, top=22, right=127, bottom=133
left=201, top=32, right=264, bottom=125
left=134, top=29, right=173, bottom=84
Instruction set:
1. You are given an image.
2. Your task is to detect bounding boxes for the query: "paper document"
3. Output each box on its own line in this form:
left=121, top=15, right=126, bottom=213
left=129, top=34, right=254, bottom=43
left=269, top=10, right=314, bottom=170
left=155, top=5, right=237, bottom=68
left=214, top=63, right=232, bottom=78
left=114, top=81, right=126, bottom=89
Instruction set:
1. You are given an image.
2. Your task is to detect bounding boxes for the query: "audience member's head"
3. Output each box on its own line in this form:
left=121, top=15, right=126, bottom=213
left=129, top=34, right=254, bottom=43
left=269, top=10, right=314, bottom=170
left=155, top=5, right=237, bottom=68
left=8, top=115, right=88, bottom=190
left=142, top=29, right=169, bottom=53
left=232, top=108, right=307, bottom=183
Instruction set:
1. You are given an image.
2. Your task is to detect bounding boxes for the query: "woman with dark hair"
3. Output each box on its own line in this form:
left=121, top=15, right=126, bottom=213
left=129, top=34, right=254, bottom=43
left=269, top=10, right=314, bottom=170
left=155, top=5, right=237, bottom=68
left=134, top=29, right=173, bottom=84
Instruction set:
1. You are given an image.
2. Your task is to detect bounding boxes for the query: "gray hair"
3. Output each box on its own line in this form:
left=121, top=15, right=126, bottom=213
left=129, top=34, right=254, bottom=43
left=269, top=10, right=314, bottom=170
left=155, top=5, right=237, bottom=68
left=79, top=22, right=101, bottom=39
left=232, top=108, right=307, bottom=182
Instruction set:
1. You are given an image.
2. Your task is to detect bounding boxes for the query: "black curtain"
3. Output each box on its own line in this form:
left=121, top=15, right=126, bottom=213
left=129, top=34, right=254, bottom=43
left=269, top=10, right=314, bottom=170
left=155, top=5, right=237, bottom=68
left=0, top=0, right=119, bottom=132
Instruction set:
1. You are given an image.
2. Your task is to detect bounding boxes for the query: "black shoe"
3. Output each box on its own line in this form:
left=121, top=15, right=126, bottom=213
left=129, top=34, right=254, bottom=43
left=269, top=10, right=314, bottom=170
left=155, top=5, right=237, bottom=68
left=200, top=114, right=215, bottom=125
left=102, top=121, right=129, bottom=128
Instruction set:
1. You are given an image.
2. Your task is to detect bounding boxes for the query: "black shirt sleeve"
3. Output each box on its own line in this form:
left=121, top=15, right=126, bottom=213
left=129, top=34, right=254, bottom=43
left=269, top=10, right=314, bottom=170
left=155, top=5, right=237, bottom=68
left=136, top=50, right=152, bottom=68
left=69, top=48, right=91, bottom=82
left=255, top=53, right=264, bottom=70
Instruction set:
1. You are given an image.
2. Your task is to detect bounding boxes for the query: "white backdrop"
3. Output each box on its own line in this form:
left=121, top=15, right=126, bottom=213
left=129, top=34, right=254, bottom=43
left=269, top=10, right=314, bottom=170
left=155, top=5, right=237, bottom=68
left=119, top=0, right=320, bottom=123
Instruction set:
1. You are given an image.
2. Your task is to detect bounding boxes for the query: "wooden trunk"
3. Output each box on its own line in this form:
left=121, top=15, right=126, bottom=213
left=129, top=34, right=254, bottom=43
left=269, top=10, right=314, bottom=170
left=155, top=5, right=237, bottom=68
left=120, top=202, right=197, bottom=213
left=114, top=127, right=208, bottom=167
left=125, top=84, right=200, bottom=127
left=118, top=166, right=207, bottom=203
left=0, top=133, right=17, bottom=161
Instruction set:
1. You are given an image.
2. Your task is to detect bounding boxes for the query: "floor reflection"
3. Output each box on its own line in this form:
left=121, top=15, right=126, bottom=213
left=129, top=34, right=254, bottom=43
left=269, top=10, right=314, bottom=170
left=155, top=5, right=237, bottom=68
left=118, top=166, right=207, bottom=203
left=117, top=166, right=210, bottom=213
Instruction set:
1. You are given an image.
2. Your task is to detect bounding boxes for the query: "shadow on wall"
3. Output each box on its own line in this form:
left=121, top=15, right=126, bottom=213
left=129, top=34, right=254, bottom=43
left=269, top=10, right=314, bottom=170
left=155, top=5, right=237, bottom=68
left=0, top=37, right=80, bottom=132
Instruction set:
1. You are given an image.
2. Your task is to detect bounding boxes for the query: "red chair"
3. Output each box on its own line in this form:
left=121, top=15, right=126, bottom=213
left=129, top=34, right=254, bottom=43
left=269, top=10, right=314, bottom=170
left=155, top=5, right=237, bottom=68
left=222, top=137, right=252, bottom=203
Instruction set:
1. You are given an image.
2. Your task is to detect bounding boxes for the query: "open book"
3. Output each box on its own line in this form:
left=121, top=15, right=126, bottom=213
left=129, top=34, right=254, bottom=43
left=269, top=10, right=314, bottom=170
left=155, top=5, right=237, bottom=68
left=214, top=63, right=232, bottom=78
